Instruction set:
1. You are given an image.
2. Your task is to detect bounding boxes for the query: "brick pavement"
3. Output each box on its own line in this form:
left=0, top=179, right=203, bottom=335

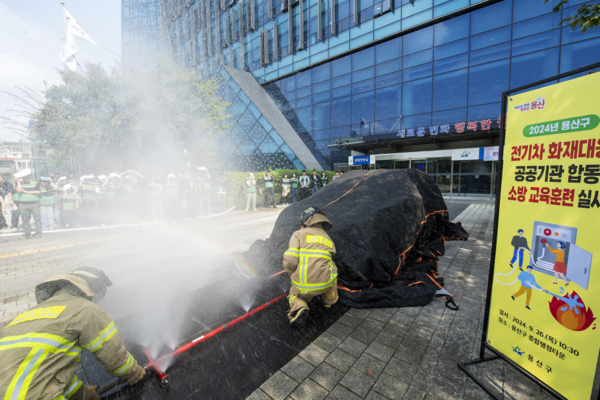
left=246, top=204, right=585, bottom=400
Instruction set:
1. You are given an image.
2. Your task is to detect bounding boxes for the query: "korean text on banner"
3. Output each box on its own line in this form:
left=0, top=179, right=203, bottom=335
left=487, top=72, right=600, bottom=400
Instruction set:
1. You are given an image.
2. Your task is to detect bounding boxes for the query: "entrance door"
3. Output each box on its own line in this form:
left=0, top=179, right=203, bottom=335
left=410, top=159, right=427, bottom=171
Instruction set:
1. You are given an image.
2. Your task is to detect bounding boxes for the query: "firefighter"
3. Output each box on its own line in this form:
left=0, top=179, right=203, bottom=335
left=283, top=207, right=338, bottom=327
left=0, top=267, right=146, bottom=400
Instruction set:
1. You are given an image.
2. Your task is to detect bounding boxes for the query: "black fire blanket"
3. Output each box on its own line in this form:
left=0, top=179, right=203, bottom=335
left=243, top=169, right=468, bottom=309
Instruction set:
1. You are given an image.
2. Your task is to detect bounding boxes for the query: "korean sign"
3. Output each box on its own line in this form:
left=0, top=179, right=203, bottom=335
left=487, top=72, right=600, bottom=399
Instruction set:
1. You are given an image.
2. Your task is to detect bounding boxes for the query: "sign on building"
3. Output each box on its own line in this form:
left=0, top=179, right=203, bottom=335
left=349, top=155, right=374, bottom=165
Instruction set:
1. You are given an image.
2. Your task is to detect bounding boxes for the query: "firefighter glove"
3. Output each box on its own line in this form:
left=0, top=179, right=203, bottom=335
left=83, top=385, right=101, bottom=400
left=128, top=365, right=146, bottom=385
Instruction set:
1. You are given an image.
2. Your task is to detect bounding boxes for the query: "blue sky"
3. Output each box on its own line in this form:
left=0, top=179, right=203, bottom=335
left=0, top=0, right=122, bottom=140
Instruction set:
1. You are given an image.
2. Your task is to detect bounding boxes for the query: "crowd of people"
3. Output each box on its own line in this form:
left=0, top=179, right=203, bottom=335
left=244, top=170, right=343, bottom=211
left=0, top=167, right=343, bottom=237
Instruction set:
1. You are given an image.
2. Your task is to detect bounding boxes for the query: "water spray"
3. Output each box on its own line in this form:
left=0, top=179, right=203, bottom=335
left=140, top=292, right=288, bottom=387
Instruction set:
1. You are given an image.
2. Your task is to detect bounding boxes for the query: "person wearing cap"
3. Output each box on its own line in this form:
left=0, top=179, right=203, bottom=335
left=61, top=184, right=79, bottom=228
left=283, top=207, right=338, bottom=327
left=15, top=169, right=43, bottom=238
left=195, top=167, right=212, bottom=217
left=263, top=170, right=277, bottom=209
left=165, top=174, right=180, bottom=221
left=0, top=267, right=146, bottom=400
left=39, top=177, right=57, bottom=232
left=104, top=173, right=121, bottom=225
left=245, top=173, right=257, bottom=212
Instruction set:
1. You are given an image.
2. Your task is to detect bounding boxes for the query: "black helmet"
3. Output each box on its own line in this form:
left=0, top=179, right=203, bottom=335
left=301, top=206, right=322, bottom=226
left=70, top=267, right=113, bottom=302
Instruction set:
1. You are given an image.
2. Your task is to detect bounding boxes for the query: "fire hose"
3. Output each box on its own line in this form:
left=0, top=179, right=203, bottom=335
left=97, top=292, right=288, bottom=396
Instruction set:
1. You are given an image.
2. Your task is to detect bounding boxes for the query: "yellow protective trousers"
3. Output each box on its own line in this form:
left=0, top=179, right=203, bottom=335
left=287, top=280, right=339, bottom=320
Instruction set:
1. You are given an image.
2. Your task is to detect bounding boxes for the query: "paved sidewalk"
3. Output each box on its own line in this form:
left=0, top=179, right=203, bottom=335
left=246, top=204, right=574, bottom=400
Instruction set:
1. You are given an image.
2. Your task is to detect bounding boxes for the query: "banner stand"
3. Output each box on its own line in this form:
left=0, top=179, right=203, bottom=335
left=457, top=60, right=600, bottom=400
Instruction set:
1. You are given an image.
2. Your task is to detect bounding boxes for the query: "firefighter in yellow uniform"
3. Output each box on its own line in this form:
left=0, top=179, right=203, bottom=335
left=0, top=267, right=145, bottom=400
left=283, top=207, right=338, bottom=327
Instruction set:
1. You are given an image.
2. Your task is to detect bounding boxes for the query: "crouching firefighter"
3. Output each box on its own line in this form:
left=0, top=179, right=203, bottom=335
left=0, top=267, right=146, bottom=400
left=284, top=207, right=338, bottom=327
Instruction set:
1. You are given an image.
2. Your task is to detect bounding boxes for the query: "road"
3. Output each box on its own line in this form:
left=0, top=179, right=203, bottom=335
left=0, top=208, right=283, bottom=328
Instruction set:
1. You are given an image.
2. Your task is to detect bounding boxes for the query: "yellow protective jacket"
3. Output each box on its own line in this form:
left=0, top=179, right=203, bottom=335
left=0, top=289, right=139, bottom=400
left=283, top=214, right=338, bottom=294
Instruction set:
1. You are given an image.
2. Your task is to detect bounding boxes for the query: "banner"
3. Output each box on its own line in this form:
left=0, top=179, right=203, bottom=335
left=487, top=72, right=600, bottom=399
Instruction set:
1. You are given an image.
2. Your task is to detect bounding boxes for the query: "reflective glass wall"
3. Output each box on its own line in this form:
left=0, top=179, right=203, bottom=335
left=122, top=0, right=162, bottom=65
left=265, top=0, right=600, bottom=165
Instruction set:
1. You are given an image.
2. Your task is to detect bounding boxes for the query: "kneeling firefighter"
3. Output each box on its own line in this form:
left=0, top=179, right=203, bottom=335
left=284, top=207, right=338, bottom=327
left=0, top=267, right=145, bottom=400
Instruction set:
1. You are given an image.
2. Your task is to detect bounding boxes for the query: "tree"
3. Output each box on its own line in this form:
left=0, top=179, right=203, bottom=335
left=545, top=0, right=600, bottom=33
left=2, top=57, right=230, bottom=174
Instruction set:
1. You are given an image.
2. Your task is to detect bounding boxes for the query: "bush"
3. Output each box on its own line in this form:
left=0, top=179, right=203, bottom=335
left=224, top=168, right=337, bottom=209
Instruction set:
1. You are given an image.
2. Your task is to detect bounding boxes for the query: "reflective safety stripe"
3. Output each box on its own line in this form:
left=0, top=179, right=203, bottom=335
left=288, top=295, right=297, bottom=306
left=7, top=306, right=67, bottom=328
left=82, top=322, right=117, bottom=353
left=0, top=333, right=80, bottom=357
left=63, top=376, right=82, bottom=399
left=299, top=251, right=331, bottom=260
left=305, top=235, right=333, bottom=249
left=284, top=247, right=299, bottom=257
left=292, top=275, right=337, bottom=292
left=5, top=347, right=49, bottom=400
left=71, top=270, right=99, bottom=279
left=110, top=353, right=134, bottom=376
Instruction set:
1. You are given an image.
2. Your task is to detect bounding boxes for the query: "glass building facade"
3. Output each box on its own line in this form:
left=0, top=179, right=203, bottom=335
left=127, top=0, right=600, bottom=174
left=122, top=0, right=162, bottom=65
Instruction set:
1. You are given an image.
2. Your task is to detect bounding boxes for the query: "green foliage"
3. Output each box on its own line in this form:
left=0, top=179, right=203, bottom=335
left=224, top=168, right=337, bottom=208
left=546, top=0, right=600, bottom=33
left=2, top=57, right=230, bottom=174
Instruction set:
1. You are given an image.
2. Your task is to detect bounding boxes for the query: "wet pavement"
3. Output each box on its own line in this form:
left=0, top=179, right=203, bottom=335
left=0, top=200, right=478, bottom=399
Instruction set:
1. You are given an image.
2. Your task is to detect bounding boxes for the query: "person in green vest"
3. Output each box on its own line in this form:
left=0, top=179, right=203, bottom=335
left=39, top=176, right=57, bottom=231
left=281, top=173, right=291, bottom=206
left=290, top=172, right=299, bottom=204
left=320, top=171, right=328, bottom=188
left=196, top=167, right=211, bottom=217
left=79, top=175, right=99, bottom=226
left=245, top=173, right=257, bottom=212
left=61, top=184, right=79, bottom=228
left=150, top=176, right=164, bottom=222
left=165, top=173, right=180, bottom=221
left=104, top=173, right=121, bottom=225
left=14, top=169, right=42, bottom=238
left=263, top=170, right=277, bottom=208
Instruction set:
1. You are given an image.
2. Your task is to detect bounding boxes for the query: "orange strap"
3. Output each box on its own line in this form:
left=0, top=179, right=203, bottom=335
left=269, top=270, right=286, bottom=278
left=425, top=273, right=445, bottom=291
left=321, top=170, right=381, bottom=210
left=408, top=281, right=425, bottom=287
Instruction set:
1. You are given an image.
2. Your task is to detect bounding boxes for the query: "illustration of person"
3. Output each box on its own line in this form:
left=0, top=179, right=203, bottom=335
left=511, top=265, right=546, bottom=310
left=545, top=241, right=569, bottom=286
left=510, top=229, right=530, bottom=271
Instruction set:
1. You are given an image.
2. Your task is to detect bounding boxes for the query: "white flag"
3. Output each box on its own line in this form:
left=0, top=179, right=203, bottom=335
left=61, top=8, right=97, bottom=71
